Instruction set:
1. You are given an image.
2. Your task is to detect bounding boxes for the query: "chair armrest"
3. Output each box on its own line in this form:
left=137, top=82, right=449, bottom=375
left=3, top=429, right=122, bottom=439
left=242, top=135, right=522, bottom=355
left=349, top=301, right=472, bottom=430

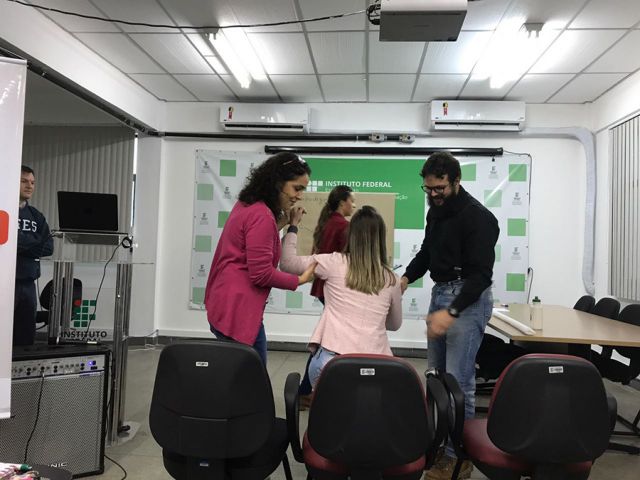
left=607, top=395, right=618, bottom=433
left=425, top=372, right=449, bottom=468
left=441, top=372, right=466, bottom=459
left=284, top=372, right=304, bottom=463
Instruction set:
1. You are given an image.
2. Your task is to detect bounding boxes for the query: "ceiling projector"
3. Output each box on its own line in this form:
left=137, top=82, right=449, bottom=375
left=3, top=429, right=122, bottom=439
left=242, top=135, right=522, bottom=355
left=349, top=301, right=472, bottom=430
left=375, top=0, right=467, bottom=42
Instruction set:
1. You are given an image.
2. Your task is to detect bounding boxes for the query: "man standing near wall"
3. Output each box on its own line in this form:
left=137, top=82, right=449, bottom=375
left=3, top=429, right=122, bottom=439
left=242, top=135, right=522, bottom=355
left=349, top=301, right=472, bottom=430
left=401, top=152, right=499, bottom=480
left=14, top=165, right=53, bottom=346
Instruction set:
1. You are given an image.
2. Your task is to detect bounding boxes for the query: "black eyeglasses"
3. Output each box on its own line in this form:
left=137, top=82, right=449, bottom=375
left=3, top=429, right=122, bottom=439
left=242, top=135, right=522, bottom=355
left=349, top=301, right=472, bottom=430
left=421, top=184, right=449, bottom=194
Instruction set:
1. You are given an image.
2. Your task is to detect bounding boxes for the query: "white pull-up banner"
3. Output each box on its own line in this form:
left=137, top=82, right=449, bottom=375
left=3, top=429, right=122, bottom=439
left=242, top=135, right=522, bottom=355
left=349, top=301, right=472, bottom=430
left=0, top=58, right=27, bottom=419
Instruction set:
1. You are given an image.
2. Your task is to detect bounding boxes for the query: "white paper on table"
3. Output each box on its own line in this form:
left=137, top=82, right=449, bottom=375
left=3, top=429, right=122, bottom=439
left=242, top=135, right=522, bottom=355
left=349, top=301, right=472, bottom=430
left=492, top=309, right=536, bottom=335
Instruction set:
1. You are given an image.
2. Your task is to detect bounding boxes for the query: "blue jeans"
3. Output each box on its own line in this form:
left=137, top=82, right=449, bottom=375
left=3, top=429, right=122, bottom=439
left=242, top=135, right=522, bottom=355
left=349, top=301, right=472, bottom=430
left=428, top=280, right=492, bottom=455
left=308, top=346, right=337, bottom=387
left=211, top=323, right=268, bottom=366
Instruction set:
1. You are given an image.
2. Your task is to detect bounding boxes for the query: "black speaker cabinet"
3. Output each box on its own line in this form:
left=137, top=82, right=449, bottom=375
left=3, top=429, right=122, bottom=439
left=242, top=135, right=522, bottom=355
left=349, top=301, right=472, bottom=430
left=0, top=344, right=110, bottom=477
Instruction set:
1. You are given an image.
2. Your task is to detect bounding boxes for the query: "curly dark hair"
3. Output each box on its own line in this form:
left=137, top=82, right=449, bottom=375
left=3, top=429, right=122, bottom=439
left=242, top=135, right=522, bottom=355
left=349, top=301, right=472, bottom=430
left=238, top=152, right=312, bottom=219
left=420, top=151, right=461, bottom=181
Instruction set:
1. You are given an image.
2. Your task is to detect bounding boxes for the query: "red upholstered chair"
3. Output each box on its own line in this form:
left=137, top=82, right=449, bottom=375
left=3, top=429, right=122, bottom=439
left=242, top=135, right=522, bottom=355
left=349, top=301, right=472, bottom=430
left=444, top=354, right=615, bottom=480
left=284, top=354, right=449, bottom=480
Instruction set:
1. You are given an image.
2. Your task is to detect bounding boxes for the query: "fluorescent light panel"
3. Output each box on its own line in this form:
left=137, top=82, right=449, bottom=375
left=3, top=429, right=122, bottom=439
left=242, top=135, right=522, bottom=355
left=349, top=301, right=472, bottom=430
left=209, top=32, right=252, bottom=88
left=208, top=29, right=268, bottom=89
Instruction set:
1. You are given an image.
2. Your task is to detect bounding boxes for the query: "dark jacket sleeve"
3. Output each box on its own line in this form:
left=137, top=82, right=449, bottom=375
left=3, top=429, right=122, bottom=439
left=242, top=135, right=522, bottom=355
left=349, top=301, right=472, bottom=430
left=402, top=217, right=431, bottom=283
left=18, top=211, right=53, bottom=258
left=449, top=208, right=499, bottom=313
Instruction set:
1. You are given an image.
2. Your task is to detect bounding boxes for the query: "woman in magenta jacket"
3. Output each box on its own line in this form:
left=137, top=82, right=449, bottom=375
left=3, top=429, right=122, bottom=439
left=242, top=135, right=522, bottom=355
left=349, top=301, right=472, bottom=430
left=204, top=152, right=316, bottom=365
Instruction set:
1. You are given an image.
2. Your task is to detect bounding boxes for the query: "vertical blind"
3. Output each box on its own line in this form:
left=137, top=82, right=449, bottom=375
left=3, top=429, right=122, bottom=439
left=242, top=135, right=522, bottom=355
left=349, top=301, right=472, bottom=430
left=21, top=126, right=134, bottom=262
left=610, top=115, right=640, bottom=301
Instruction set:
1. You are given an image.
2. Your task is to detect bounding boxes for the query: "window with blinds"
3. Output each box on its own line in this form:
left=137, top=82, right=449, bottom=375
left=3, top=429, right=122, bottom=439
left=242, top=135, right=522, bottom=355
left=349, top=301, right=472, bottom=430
left=610, top=115, right=640, bottom=301
left=21, top=126, right=135, bottom=262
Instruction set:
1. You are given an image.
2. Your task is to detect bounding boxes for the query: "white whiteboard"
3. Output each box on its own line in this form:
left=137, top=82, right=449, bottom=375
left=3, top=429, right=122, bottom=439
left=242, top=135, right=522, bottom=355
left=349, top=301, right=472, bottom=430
left=0, top=58, right=27, bottom=418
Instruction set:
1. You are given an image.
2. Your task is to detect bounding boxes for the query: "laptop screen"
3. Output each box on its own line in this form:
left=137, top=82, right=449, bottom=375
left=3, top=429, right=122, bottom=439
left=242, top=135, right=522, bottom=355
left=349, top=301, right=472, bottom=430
left=57, top=191, right=119, bottom=233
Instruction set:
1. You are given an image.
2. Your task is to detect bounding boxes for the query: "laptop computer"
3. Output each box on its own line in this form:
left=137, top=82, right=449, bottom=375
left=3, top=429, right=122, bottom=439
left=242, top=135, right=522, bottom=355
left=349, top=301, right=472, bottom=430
left=57, top=191, right=123, bottom=234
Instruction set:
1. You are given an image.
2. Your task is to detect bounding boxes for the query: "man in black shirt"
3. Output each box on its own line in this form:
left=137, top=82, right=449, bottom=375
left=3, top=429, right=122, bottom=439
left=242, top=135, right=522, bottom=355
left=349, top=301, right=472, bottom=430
left=14, top=165, right=53, bottom=346
left=401, top=152, right=499, bottom=480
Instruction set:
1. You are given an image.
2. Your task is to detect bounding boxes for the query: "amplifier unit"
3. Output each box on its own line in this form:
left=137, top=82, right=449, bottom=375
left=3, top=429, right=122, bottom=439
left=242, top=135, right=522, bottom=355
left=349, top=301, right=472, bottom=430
left=0, top=345, right=110, bottom=477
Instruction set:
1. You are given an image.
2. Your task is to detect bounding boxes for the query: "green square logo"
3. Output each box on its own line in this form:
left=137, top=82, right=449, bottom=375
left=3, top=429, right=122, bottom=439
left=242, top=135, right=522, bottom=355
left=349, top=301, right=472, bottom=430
left=506, top=273, right=526, bottom=292
left=82, top=306, right=88, bottom=313
left=197, top=183, right=214, bottom=201
left=220, top=159, right=237, bottom=177
left=394, top=242, right=401, bottom=259
left=495, top=244, right=501, bottom=262
left=83, top=300, right=90, bottom=306
left=509, top=164, right=527, bottom=182
left=192, top=287, right=205, bottom=305
left=409, top=277, right=423, bottom=289
left=507, top=218, right=527, bottom=236
left=286, top=291, right=303, bottom=309
left=194, top=235, right=212, bottom=252
left=484, top=189, right=502, bottom=208
left=217, top=211, right=230, bottom=228
left=461, top=164, right=477, bottom=181
left=89, top=300, right=96, bottom=306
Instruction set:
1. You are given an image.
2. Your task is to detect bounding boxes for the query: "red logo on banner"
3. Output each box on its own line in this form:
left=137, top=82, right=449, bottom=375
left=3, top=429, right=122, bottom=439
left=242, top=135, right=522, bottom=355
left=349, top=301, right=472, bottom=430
left=228, top=106, right=234, bottom=120
left=443, top=102, right=448, bottom=116
left=0, top=210, right=9, bottom=245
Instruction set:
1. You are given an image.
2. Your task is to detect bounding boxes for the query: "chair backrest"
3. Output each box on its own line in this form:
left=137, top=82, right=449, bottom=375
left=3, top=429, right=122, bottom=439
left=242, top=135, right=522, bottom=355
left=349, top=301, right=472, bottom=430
left=614, top=304, right=640, bottom=360
left=591, top=297, right=620, bottom=319
left=39, top=279, right=83, bottom=310
left=307, top=354, right=431, bottom=471
left=149, top=341, right=275, bottom=460
left=573, top=295, right=595, bottom=312
left=488, top=354, right=611, bottom=464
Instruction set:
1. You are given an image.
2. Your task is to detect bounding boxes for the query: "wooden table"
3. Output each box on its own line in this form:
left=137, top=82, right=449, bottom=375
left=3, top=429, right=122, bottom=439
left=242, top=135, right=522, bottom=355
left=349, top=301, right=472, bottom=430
left=489, top=304, right=640, bottom=347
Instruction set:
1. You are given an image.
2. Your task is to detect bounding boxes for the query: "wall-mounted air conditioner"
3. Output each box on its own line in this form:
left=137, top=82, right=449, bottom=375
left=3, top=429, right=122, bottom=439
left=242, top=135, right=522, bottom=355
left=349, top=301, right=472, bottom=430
left=430, top=100, right=525, bottom=131
left=220, top=104, right=309, bottom=134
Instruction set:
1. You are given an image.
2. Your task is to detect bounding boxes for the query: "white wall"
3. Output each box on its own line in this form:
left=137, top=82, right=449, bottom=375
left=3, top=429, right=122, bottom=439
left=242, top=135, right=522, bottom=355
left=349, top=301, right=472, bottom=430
left=150, top=112, right=589, bottom=347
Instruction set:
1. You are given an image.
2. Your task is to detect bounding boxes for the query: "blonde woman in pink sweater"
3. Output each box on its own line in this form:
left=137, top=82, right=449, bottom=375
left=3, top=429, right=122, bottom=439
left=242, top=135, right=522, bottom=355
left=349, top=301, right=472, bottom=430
left=280, top=205, right=402, bottom=385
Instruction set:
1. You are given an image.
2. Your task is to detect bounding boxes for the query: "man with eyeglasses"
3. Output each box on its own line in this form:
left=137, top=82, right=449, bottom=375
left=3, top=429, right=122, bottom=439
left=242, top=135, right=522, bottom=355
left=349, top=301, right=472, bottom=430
left=401, top=151, right=499, bottom=480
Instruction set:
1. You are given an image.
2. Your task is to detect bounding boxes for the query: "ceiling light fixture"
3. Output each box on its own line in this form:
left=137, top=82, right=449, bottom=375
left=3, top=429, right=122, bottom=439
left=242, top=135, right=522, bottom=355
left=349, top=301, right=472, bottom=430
left=473, top=19, right=555, bottom=90
left=207, top=29, right=267, bottom=89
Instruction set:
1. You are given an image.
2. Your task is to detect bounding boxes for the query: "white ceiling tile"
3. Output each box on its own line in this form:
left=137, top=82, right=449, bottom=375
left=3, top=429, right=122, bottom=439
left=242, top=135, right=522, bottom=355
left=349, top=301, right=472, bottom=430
left=91, top=0, right=177, bottom=33
left=369, top=33, right=425, bottom=73
left=229, top=0, right=301, bottom=32
left=463, top=0, right=510, bottom=30
left=173, top=75, right=236, bottom=101
left=460, top=77, right=516, bottom=98
left=586, top=31, right=640, bottom=73
left=530, top=30, right=626, bottom=73
left=505, top=0, right=587, bottom=30
left=548, top=73, right=627, bottom=103
left=75, top=33, right=163, bottom=73
left=422, top=32, right=492, bottom=74
left=221, top=76, right=280, bottom=101
left=298, top=0, right=367, bottom=31
left=156, top=0, right=234, bottom=30
left=129, top=34, right=213, bottom=74
left=130, top=74, right=197, bottom=101
left=570, top=0, right=640, bottom=28
left=320, top=75, right=366, bottom=101
left=247, top=33, right=315, bottom=74
left=39, top=0, right=120, bottom=32
left=269, top=75, right=323, bottom=102
left=309, top=32, right=366, bottom=74
left=413, top=75, right=468, bottom=101
left=506, top=74, right=575, bottom=103
left=369, top=75, right=415, bottom=102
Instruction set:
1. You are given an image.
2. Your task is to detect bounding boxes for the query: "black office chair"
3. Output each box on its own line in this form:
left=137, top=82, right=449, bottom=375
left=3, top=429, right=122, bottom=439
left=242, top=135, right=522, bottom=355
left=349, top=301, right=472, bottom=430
left=456, top=354, right=616, bottom=480
left=573, top=295, right=595, bottom=313
left=591, top=304, right=640, bottom=438
left=285, top=354, right=448, bottom=480
left=590, top=297, right=620, bottom=320
left=36, top=278, right=83, bottom=326
left=149, top=342, right=293, bottom=480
